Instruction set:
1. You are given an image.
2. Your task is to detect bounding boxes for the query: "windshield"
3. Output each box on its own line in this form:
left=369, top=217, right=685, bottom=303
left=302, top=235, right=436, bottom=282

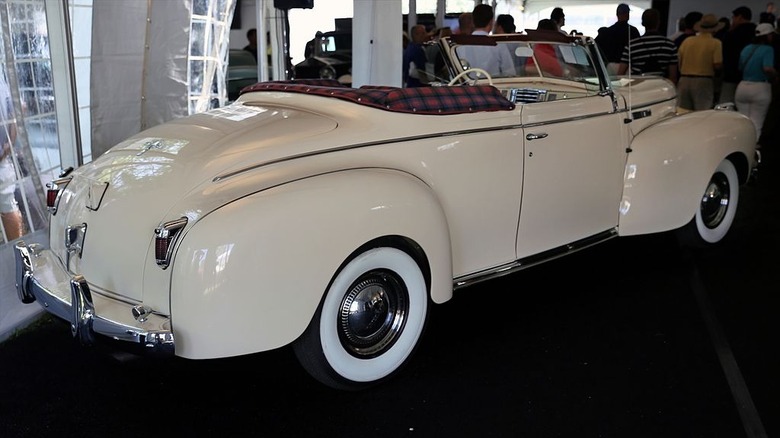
left=453, top=40, right=599, bottom=84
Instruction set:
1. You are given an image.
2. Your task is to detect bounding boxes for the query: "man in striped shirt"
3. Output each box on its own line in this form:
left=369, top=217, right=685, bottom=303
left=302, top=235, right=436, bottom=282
left=617, top=9, right=678, bottom=83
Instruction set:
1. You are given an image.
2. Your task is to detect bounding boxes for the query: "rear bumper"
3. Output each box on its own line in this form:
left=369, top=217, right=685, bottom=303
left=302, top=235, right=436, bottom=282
left=14, top=240, right=174, bottom=356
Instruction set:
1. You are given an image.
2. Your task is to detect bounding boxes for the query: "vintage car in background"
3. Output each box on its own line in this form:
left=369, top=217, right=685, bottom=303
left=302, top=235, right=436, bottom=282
left=15, top=30, right=758, bottom=390
left=226, top=49, right=258, bottom=102
left=293, top=30, right=352, bottom=85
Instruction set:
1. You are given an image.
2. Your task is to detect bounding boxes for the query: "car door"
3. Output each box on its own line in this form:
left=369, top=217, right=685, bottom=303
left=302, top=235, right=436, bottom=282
left=516, top=92, right=627, bottom=259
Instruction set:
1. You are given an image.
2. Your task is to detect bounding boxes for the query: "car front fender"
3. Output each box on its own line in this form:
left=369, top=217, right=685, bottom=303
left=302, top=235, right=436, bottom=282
left=619, top=110, right=755, bottom=236
left=169, top=168, right=452, bottom=359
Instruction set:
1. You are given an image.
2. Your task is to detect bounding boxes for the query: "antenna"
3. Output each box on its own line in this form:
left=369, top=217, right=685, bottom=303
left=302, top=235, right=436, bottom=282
left=623, top=21, right=634, bottom=123
left=625, top=22, right=633, bottom=124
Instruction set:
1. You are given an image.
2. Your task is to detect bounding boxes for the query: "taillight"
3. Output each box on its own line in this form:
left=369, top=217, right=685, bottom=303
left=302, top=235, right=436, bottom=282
left=46, top=188, right=59, bottom=207
left=154, top=217, right=188, bottom=269
left=46, top=177, right=73, bottom=214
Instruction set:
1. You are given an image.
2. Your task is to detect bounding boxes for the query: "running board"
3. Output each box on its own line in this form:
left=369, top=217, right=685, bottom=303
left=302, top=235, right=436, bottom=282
left=453, top=229, right=618, bottom=290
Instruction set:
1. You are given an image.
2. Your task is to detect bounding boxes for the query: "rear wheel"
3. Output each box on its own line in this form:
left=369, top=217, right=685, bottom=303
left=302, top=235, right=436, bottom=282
left=293, top=247, right=428, bottom=390
left=677, top=159, right=739, bottom=247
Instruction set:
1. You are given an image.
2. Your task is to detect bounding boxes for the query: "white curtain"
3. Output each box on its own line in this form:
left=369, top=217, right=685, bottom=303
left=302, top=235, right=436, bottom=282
left=90, top=0, right=235, bottom=159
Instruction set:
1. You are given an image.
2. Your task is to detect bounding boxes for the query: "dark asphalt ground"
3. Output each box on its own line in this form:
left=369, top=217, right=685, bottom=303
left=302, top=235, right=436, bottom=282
left=1, top=136, right=777, bottom=438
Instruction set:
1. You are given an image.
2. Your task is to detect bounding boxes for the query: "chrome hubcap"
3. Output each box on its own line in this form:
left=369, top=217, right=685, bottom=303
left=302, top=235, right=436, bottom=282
left=700, top=172, right=730, bottom=229
left=338, top=270, right=408, bottom=358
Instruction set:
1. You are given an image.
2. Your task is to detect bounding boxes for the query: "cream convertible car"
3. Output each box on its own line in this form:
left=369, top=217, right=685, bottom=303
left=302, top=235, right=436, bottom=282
left=15, top=31, right=757, bottom=389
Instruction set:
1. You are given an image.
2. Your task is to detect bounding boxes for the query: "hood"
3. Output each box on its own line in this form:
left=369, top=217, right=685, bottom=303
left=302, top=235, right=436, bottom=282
left=51, top=103, right=337, bottom=301
left=612, top=76, right=677, bottom=108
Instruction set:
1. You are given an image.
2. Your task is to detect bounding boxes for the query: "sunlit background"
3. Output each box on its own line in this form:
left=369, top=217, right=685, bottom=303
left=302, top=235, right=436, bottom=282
left=276, top=1, right=649, bottom=65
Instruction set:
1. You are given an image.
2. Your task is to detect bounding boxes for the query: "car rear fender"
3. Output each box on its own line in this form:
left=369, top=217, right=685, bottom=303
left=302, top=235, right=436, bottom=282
left=618, top=110, right=755, bottom=236
left=169, top=168, right=452, bottom=359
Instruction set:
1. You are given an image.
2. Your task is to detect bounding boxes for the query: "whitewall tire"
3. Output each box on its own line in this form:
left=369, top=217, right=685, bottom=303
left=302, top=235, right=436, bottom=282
left=678, top=159, right=739, bottom=247
left=293, top=247, right=428, bottom=390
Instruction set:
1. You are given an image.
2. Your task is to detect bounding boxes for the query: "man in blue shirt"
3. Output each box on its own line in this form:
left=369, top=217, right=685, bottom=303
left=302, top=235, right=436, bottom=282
left=455, top=4, right=516, bottom=78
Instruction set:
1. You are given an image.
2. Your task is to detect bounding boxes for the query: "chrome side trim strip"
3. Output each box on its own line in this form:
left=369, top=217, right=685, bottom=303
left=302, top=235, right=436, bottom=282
left=213, top=104, right=622, bottom=183
left=214, top=93, right=672, bottom=183
left=453, top=229, right=618, bottom=290
left=212, top=124, right=523, bottom=182
left=522, top=109, right=617, bottom=128
left=631, top=96, right=676, bottom=109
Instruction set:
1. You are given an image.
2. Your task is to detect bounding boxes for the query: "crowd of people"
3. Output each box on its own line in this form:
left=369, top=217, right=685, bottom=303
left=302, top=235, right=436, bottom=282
left=613, top=3, right=778, bottom=149
left=400, top=2, right=779, bottom=150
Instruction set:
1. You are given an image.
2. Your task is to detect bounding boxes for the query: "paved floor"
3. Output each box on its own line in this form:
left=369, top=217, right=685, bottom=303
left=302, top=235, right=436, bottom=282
left=0, top=229, right=46, bottom=343
left=0, top=150, right=776, bottom=437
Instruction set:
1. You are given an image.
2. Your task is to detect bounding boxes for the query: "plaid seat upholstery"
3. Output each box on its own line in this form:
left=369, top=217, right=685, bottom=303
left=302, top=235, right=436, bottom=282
left=241, top=81, right=515, bottom=115
left=385, top=86, right=514, bottom=114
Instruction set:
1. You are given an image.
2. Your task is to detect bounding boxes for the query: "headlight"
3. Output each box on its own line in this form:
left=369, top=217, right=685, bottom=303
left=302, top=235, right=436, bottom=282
left=319, top=65, right=336, bottom=80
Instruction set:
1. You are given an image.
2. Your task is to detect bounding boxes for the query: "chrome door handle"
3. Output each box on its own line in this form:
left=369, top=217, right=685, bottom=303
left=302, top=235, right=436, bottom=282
left=526, top=133, right=548, bottom=141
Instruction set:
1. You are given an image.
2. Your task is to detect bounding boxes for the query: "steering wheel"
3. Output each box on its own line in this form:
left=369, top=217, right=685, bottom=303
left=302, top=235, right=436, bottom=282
left=447, top=67, right=494, bottom=86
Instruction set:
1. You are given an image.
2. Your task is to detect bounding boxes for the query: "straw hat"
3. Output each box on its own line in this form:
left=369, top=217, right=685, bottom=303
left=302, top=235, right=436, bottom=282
left=694, top=14, right=726, bottom=33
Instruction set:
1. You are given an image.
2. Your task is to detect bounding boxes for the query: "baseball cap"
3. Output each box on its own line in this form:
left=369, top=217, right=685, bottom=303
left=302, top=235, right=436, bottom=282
left=755, top=22, right=775, bottom=36
left=617, top=3, right=630, bottom=14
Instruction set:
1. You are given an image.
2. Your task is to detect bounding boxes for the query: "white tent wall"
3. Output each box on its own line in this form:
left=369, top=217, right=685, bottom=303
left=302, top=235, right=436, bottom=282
left=146, top=1, right=191, bottom=127
left=90, top=0, right=237, bottom=159
left=90, top=0, right=191, bottom=159
left=352, top=0, right=402, bottom=87
left=90, top=1, right=147, bottom=159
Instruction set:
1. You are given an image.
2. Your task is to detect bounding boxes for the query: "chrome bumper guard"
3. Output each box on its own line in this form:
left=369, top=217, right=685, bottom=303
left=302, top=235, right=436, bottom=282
left=14, top=240, right=174, bottom=356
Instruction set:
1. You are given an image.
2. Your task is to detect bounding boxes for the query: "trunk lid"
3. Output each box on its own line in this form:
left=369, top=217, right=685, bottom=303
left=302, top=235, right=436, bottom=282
left=51, top=103, right=337, bottom=302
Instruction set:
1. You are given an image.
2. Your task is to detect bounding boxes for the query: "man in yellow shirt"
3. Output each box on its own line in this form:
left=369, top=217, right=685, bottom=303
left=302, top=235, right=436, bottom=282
left=677, top=14, right=725, bottom=110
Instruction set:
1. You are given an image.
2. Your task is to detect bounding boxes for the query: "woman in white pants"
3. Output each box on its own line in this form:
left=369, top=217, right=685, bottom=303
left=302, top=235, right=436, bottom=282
left=735, top=23, right=777, bottom=147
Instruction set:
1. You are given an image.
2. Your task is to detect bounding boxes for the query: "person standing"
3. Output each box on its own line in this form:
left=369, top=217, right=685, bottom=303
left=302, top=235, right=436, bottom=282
left=674, top=11, right=703, bottom=48
left=456, top=4, right=516, bottom=77
left=458, top=4, right=516, bottom=77
left=669, top=16, right=686, bottom=42
left=0, top=72, right=22, bottom=242
left=244, top=28, right=258, bottom=61
left=550, top=7, right=567, bottom=35
left=720, top=6, right=757, bottom=103
left=457, top=12, right=474, bottom=35
left=526, top=19, right=565, bottom=77
left=304, top=31, right=323, bottom=59
left=595, top=3, right=640, bottom=74
left=677, top=14, right=725, bottom=111
left=735, top=23, right=777, bottom=146
left=617, top=8, right=678, bottom=83
left=402, top=24, right=429, bottom=87
left=495, top=14, right=516, bottom=34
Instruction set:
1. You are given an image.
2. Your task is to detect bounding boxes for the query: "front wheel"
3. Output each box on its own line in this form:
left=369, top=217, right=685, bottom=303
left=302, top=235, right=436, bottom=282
left=293, top=247, right=429, bottom=390
left=676, top=159, right=739, bottom=247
